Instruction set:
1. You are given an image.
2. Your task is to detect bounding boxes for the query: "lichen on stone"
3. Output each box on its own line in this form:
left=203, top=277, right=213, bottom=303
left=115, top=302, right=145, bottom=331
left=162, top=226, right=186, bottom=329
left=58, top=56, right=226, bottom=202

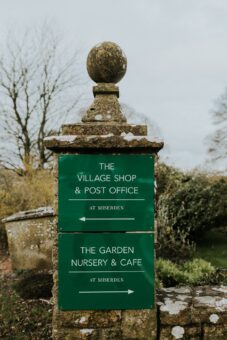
left=160, top=298, right=188, bottom=315
left=209, top=313, right=219, bottom=323
left=176, top=294, right=191, bottom=301
left=162, top=287, right=191, bottom=294
left=80, top=329, right=94, bottom=335
left=195, top=296, right=227, bottom=311
left=95, top=114, right=103, bottom=120
left=212, top=286, right=227, bottom=294
left=171, top=326, right=185, bottom=339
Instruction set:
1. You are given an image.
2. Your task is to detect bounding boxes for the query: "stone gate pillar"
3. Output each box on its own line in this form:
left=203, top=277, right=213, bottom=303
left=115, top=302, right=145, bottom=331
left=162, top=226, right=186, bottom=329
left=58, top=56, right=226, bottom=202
left=45, top=41, right=163, bottom=340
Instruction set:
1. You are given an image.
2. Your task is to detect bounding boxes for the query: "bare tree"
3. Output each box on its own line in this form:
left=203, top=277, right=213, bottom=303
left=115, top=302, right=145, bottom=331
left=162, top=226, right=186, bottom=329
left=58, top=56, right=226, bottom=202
left=0, top=25, right=84, bottom=171
left=207, top=89, right=227, bottom=164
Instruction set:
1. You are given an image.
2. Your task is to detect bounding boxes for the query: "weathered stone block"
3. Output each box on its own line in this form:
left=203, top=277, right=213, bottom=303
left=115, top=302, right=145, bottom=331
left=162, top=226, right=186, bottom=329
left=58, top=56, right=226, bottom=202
left=54, top=327, right=99, bottom=340
left=55, top=309, right=121, bottom=329
left=122, top=309, right=156, bottom=339
left=3, top=207, right=54, bottom=270
left=191, top=308, right=227, bottom=325
left=44, top=134, right=163, bottom=153
left=192, top=286, right=227, bottom=324
left=158, top=287, right=192, bottom=326
left=61, top=123, right=148, bottom=136
left=99, top=329, right=122, bottom=339
left=160, top=325, right=201, bottom=340
left=203, top=324, right=227, bottom=339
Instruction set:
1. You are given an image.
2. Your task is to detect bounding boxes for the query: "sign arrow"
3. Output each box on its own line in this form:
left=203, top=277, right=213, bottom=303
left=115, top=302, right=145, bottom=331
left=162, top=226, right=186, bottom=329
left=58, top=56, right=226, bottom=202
left=79, top=217, right=135, bottom=222
left=79, top=289, right=134, bottom=295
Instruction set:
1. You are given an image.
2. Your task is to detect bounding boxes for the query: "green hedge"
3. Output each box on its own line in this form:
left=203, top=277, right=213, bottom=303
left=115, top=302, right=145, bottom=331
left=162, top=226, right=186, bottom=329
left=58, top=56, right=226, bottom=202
left=156, top=163, right=227, bottom=262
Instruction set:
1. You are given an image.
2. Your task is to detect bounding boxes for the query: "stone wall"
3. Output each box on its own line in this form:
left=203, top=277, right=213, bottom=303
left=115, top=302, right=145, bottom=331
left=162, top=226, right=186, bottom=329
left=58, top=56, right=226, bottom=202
left=52, top=285, right=227, bottom=339
left=3, top=207, right=55, bottom=270
left=158, top=286, right=227, bottom=340
left=51, top=286, right=227, bottom=340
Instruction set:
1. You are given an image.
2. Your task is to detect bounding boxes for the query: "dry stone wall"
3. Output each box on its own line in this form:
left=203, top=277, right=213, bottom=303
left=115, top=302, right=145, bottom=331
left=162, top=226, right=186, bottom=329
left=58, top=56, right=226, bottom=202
left=53, top=285, right=227, bottom=339
left=158, top=286, right=227, bottom=340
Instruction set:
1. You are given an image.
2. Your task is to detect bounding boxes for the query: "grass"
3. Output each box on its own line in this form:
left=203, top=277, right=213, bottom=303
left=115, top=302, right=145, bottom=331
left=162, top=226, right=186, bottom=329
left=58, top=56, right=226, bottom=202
left=195, top=230, right=227, bottom=269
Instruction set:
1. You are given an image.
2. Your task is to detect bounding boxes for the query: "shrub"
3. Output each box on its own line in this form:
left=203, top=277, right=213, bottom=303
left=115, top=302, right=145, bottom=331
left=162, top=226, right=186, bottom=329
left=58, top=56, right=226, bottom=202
left=157, top=194, right=195, bottom=262
left=0, top=167, right=54, bottom=253
left=157, top=258, right=216, bottom=287
left=156, top=258, right=183, bottom=287
left=181, top=258, right=216, bottom=284
left=0, top=167, right=54, bottom=221
left=156, top=163, right=227, bottom=262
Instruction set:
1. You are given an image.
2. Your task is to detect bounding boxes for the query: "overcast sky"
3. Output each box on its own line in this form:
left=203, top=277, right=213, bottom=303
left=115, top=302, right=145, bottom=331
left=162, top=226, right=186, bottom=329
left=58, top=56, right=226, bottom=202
left=0, top=0, right=227, bottom=171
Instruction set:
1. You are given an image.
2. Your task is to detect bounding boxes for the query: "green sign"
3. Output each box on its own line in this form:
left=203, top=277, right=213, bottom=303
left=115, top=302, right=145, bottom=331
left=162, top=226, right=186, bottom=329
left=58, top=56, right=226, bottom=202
left=58, top=154, right=154, bottom=232
left=58, top=233, right=154, bottom=310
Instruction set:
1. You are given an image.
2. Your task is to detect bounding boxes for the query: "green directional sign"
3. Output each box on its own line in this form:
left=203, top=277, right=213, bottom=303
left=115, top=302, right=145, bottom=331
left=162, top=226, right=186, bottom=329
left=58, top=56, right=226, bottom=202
left=58, top=233, right=154, bottom=310
left=58, top=154, right=154, bottom=232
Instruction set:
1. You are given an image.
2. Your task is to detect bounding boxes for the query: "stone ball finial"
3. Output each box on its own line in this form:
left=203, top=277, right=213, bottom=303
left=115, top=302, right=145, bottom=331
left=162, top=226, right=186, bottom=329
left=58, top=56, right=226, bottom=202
left=87, top=41, right=127, bottom=84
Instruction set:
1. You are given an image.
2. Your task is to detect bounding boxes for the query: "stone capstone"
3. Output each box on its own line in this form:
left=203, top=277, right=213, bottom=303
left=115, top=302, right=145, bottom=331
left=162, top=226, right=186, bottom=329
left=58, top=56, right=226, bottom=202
left=2, top=206, right=54, bottom=223
left=44, top=134, right=163, bottom=153
left=61, top=123, right=147, bottom=136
